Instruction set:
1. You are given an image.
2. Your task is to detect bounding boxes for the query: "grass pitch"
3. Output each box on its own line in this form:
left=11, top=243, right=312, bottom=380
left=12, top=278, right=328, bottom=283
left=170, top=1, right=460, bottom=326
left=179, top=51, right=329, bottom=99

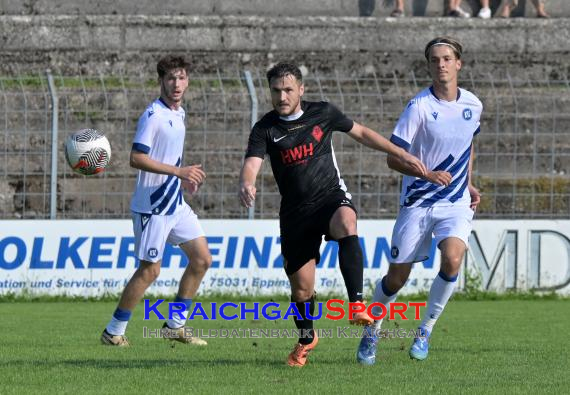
left=0, top=299, right=568, bottom=394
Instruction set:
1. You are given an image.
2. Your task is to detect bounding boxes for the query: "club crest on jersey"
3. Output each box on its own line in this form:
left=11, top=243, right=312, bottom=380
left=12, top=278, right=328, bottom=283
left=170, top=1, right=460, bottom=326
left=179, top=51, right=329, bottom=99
left=148, top=248, right=158, bottom=258
left=462, top=108, right=472, bottom=120
left=312, top=125, right=324, bottom=142
left=391, top=246, right=399, bottom=258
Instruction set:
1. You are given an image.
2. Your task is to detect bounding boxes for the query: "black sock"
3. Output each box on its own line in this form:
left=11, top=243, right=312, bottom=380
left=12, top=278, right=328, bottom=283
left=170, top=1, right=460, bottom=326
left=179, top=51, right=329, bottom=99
left=338, top=235, right=364, bottom=303
left=292, top=295, right=315, bottom=345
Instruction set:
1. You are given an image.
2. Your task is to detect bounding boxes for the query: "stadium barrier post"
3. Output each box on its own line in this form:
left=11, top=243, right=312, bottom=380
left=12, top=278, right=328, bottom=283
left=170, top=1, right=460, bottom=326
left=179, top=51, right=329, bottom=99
left=243, top=70, right=258, bottom=219
left=46, top=69, right=59, bottom=219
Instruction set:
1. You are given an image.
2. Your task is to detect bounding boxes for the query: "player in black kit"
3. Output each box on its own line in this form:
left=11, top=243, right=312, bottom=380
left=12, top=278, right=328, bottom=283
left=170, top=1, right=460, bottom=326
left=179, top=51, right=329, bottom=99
left=238, top=63, right=426, bottom=367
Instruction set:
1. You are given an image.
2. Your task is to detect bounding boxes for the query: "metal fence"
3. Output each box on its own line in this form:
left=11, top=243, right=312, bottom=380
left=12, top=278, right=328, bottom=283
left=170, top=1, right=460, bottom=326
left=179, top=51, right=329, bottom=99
left=1, top=70, right=570, bottom=220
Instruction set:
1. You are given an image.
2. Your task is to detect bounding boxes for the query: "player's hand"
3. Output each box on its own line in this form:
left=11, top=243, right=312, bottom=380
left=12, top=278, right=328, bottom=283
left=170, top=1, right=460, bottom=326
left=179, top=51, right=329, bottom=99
left=181, top=179, right=201, bottom=195
left=469, top=184, right=481, bottom=211
left=177, top=164, right=206, bottom=185
left=398, top=151, right=427, bottom=178
left=425, top=170, right=452, bottom=186
left=239, top=183, right=256, bottom=208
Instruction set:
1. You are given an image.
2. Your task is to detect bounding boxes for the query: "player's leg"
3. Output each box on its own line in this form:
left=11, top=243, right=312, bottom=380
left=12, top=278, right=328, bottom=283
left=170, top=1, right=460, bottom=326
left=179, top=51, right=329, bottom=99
left=281, top=220, right=320, bottom=367
left=419, top=237, right=465, bottom=332
left=409, top=238, right=465, bottom=361
left=102, top=259, right=162, bottom=346
left=374, top=206, right=432, bottom=330
left=287, top=261, right=319, bottom=367
left=161, top=236, right=211, bottom=344
left=162, top=206, right=212, bottom=345
left=357, top=206, right=432, bottom=364
left=289, top=260, right=317, bottom=340
left=102, top=212, right=167, bottom=346
left=356, top=262, right=413, bottom=364
left=410, top=206, right=473, bottom=360
left=327, top=198, right=373, bottom=325
left=328, top=206, right=363, bottom=302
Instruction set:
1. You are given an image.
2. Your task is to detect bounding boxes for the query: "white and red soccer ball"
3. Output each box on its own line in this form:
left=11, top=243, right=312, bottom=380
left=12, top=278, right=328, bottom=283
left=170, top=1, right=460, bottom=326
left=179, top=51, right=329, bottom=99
left=64, top=129, right=111, bottom=175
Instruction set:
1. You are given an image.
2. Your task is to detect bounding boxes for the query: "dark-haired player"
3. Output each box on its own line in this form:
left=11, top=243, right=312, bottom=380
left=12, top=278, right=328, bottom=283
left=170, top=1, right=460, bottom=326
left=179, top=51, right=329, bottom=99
left=238, top=62, right=426, bottom=367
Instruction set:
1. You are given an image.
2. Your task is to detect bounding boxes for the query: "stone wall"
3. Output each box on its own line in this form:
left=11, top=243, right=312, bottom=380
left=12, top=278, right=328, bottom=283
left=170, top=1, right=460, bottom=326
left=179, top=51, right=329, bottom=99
left=1, top=15, right=568, bottom=79
left=0, top=0, right=566, bottom=17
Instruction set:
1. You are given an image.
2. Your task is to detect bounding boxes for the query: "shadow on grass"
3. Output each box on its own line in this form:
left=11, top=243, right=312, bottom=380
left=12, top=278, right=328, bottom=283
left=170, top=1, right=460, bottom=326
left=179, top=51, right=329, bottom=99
left=0, top=357, right=296, bottom=369
left=62, top=358, right=255, bottom=368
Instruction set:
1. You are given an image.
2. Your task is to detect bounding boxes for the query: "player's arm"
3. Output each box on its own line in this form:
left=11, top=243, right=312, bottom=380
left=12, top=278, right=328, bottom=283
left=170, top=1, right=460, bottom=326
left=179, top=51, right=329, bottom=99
left=238, top=157, right=263, bottom=208
left=239, top=122, right=268, bottom=207
left=385, top=98, right=450, bottom=186
left=130, top=150, right=206, bottom=185
left=468, top=144, right=481, bottom=210
left=387, top=153, right=451, bottom=187
left=348, top=122, right=427, bottom=178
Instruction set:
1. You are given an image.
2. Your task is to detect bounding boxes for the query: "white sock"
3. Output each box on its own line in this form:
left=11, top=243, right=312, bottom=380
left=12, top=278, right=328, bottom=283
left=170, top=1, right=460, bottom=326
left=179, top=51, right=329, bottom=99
left=166, top=296, right=192, bottom=329
left=371, top=276, right=398, bottom=330
left=105, top=307, right=132, bottom=336
left=420, top=271, right=458, bottom=333
left=167, top=310, right=189, bottom=329
left=106, top=317, right=129, bottom=336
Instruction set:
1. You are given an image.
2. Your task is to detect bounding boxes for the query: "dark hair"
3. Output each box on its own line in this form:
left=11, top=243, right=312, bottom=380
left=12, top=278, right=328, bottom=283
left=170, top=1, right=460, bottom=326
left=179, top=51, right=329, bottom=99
left=424, top=37, right=463, bottom=60
left=156, top=55, right=191, bottom=78
left=266, top=62, right=303, bottom=84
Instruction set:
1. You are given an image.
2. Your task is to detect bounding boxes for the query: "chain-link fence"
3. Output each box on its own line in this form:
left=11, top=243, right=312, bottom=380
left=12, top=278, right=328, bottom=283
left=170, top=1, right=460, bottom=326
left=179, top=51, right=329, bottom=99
left=1, top=70, right=569, bottom=220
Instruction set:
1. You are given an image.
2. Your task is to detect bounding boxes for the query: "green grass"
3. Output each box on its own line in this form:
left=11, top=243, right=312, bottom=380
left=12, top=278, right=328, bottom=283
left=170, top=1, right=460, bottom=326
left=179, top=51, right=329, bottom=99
left=0, top=75, right=245, bottom=90
left=0, top=299, right=568, bottom=394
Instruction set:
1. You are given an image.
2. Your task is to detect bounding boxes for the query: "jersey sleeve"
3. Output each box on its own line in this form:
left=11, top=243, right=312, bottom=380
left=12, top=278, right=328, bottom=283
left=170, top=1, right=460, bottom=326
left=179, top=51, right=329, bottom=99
left=132, top=110, right=156, bottom=154
left=245, top=124, right=268, bottom=159
left=473, top=100, right=483, bottom=137
left=390, top=99, right=422, bottom=151
left=327, top=103, right=354, bottom=133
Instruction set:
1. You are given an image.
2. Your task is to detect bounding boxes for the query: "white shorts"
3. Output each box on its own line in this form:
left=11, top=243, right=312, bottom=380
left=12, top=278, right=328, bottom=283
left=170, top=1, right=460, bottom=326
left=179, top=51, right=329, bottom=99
left=132, top=203, right=205, bottom=263
left=389, top=205, right=474, bottom=264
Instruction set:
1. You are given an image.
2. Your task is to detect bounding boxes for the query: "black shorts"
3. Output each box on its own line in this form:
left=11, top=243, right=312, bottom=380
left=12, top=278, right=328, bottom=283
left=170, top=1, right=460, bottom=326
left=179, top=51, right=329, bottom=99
left=280, top=190, right=357, bottom=275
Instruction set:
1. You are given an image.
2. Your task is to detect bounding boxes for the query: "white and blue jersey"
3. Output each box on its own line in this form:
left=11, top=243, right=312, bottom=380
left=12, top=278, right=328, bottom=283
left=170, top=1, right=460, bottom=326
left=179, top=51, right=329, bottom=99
left=130, top=98, right=186, bottom=215
left=390, top=87, right=482, bottom=208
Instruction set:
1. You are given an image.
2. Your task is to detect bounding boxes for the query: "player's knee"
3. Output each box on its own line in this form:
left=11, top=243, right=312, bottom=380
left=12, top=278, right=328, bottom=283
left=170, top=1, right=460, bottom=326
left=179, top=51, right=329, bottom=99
left=442, top=255, right=462, bottom=270
left=385, top=275, right=406, bottom=292
left=139, top=264, right=161, bottom=283
left=385, top=264, right=411, bottom=291
left=331, top=219, right=357, bottom=238
left=291, top=289, right=313, bottom=302
left=192, top=254, right=212, bottom=273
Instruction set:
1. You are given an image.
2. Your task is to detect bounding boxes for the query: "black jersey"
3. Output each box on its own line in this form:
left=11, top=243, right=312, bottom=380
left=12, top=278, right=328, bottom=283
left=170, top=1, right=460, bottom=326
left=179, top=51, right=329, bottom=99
left=245, top=101, right=354, bottom=217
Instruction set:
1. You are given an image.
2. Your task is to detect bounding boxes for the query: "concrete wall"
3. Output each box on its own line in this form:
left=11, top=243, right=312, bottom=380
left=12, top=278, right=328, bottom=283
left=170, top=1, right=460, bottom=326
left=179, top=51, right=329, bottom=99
left=0, top=15, right=568, bottom=78
left=0, top=0, right=566, bottom=17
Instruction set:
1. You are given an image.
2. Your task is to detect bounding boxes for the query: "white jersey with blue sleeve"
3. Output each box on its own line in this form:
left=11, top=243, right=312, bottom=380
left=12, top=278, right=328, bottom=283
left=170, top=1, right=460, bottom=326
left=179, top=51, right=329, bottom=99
left=390, top=87, right=482, bottom=208
left=130, top=98, right=187, bottom=215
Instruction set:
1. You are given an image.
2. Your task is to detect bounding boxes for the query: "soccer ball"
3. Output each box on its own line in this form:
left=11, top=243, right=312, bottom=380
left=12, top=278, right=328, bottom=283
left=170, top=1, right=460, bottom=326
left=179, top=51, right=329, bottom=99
left=64, top=129, right=111, bottom=175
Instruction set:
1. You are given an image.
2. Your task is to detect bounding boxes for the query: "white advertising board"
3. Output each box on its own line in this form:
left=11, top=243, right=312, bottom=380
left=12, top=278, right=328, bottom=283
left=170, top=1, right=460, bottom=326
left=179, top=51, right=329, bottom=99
left=1, top=220, right=569, bottom=296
